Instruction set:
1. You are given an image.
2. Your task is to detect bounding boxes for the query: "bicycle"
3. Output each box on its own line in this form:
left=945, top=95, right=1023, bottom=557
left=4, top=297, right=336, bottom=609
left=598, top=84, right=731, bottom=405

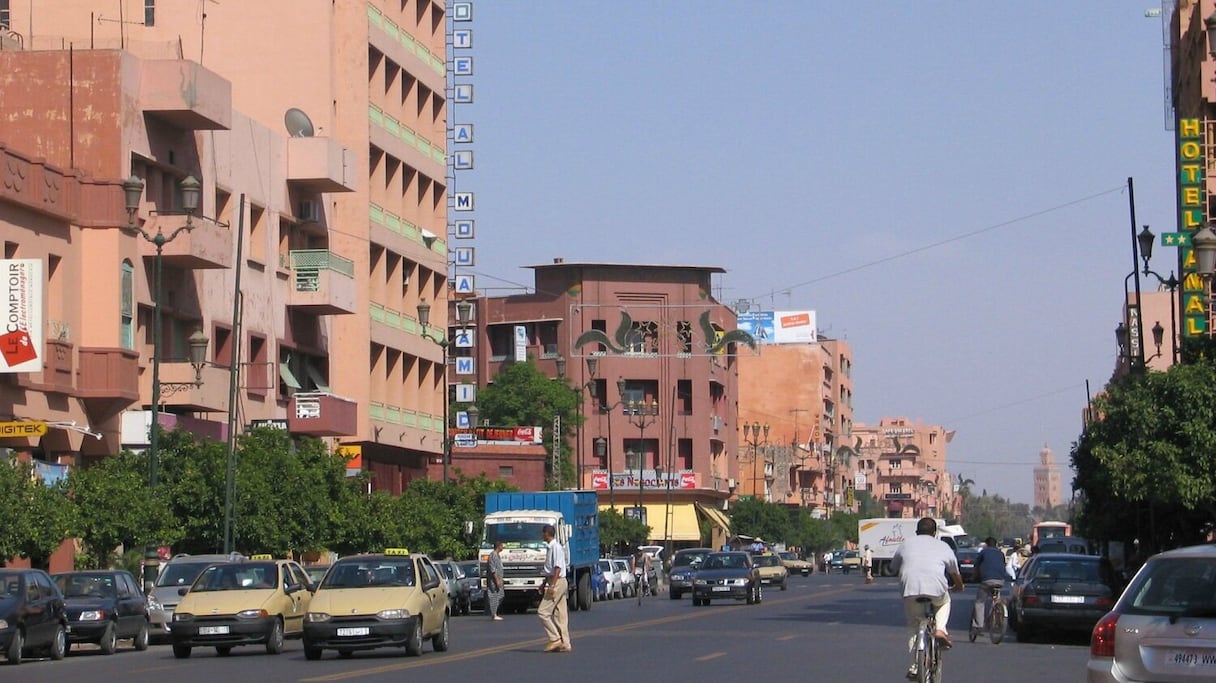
left=968, top=581, right=1007, bottom=645
left=912, top=597, right=945, bottom=683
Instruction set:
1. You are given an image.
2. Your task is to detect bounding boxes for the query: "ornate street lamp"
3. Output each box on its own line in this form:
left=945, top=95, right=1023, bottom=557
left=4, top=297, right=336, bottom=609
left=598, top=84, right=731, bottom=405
left=742, top=421, right=770, bottom=500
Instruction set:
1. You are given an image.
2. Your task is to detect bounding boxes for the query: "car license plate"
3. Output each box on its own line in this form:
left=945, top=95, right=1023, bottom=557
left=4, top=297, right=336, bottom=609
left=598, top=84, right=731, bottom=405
left=1166, top=649, right=1216, bottom=668
left=712, top=586, right=730, bottom=592
left=337, top=627, right=370, bottom=637
left=1050, top=595, right=1084, bottom=604
left=199, top=626, right=229, bottom=635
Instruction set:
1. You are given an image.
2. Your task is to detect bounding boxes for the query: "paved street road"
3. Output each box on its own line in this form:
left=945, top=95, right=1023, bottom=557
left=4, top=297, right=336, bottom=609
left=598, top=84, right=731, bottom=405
left=3, top=573, right=1089, bottom=683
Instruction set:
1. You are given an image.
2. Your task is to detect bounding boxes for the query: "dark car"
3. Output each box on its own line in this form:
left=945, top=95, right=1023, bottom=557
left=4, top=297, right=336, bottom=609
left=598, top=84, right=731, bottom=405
left=668, top=548, right=714, bottom=599
left=455, top=561, right=485, bottom=612
left=690, top=552, right=761, bottom=606
left=52, top=570, right=150, bottom=654
left=1010, top=553, right=1118, bottom=641
left=0, top=568, right=68, bottom=664
left=955, top=548, right=981, bottom=583
left=432, top=559, right=471, bottom=616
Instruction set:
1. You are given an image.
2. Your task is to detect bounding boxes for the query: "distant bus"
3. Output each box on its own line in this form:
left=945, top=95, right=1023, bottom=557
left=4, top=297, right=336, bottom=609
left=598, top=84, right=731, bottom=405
left=1031, top=521, right=1071, bottom=547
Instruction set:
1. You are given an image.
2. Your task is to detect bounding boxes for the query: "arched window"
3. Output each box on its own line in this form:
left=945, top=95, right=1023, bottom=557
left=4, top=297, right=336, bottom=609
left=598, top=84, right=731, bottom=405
left=120, top=260, right=135, bottom=349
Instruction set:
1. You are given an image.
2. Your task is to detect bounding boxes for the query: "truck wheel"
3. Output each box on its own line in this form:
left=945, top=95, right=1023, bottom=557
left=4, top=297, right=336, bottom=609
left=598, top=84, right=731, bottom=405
left=577, top=574, right=592, bottom=611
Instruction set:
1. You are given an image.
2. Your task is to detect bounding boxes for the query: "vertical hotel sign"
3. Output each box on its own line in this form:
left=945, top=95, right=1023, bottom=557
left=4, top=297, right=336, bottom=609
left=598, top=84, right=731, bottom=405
left=1179, top=118, right=1207, bottom=337
left=1, top=259, right=42, bottom=373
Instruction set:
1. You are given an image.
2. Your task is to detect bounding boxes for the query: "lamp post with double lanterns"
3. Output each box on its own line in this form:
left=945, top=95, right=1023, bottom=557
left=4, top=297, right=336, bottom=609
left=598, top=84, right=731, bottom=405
left=556, top=356, right=599, bottom=488
left=742, top=421, right=770, bottom=501
left=417, top=298, right=474, bottom=484
left=620, top=379, right=658, bottom=538
left=1126, top=224, right=1180, bottom=366
left=123, top=174, right=211, bottom=590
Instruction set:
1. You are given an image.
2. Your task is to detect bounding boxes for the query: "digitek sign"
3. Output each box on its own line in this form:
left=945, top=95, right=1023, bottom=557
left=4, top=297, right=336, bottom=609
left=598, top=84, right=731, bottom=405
left=1178, top=118, right=1207, bottom=337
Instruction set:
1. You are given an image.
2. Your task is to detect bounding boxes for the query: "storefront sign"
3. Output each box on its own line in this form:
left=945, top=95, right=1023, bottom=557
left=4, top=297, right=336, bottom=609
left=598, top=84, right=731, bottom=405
left=591, top=469, right=696, bottom=490
left=1178, top=118, right=1207, bottom=337
left=0, top=259, right=42, bottom=373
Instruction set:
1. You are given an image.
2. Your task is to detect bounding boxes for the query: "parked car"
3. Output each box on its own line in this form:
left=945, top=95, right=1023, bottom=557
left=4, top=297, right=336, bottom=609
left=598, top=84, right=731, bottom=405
left=1088, top=543, right=1216, bottom=682
left=690, top=551, right=761, bottom=606
left=841, top=550, right=861, bottom=574
left=610, top=559, right=635, bottom=597
left=150, top=552, right=245, bottom=636
left=752, top=553, right=789, bottom=591
left=146, top=592, right=170, bottom=641
left=303, top=550, right=449, bottom=660
left=828, top=550, right=845, bottom=573
left=1010, top=552, right=1117, bottom=641
left=304, top=565, right=331, bottom=586
left=668, top=548, right=714, bottom=599
left=597, top=560, right=622, bottom=600
left=52, top=570, right=150, bottom=654
left=955, top=548, right=981, bottom=583
left=455, top=561, right=485, bottom=612
left=170, top=557, right=314, bottom=658
left=777, top=551, right=812, bottom=576
left=431, top=559, right=471, bottom=616
left=0, top=568, right=68, bottom=664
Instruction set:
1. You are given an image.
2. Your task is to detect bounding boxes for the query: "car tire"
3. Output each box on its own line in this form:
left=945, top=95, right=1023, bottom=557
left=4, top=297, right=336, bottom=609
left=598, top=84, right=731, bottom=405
left=134, top=620, right=150, bottom=651
left=216, top=646, right=232, bottom=656
left=460, top=597, right=470, bottom=616
left=405, top=617, right=424, bottom=657
left=48, top=625, right=66, bottom=661
left=577, top=574, right=592, bottom=611
left=265, top=618, right=285, bottom=655
left=172, top=643, right=192, bottom=659
left=99, top=622, right=118, bottom=655
left=780, top=581, right=787, bottom=591
left=670, top=589, right=680, bottom=600
left=432, top=614, right=450, bottom=652
left=5, top=627, right=22, bottom=664
left=338, top=649, right=354, bottom=659
left=304, top=642, right=323, bottom=660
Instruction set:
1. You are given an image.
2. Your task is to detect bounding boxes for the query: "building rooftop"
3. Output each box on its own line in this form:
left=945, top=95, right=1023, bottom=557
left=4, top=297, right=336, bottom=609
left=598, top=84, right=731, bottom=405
left=524, top=259, right=726, bottom=274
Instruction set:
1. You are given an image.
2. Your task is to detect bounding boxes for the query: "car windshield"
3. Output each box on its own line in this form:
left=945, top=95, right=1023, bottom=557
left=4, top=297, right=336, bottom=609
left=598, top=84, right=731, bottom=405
left=54, top=574, right=117, bottom=599
left=1123, top=557, right=1216, bottom=616
left=599, top=560, right=613, bottom=571
left=436, top=563, right=455, bottom=580
left=483, top=522, right=549, bottom=550
left=156, top=561, right=215, bottom=588
left=674, top=552, right=709, bottom=567
left=753, top=555, right=779, bottom=567
left=1029, top=558, right=1108, bottom=583
left=458, top=563, right=479, bottom=577
left=778, top=552, right=796, bottom=561
left=191, top=562, right=279, bottom=592
left=704, top=553, right=747, bottom=570
left=322, top=559, right=416, bottom=588
left=306, top=566, right=329, bottom=583
left=1, top=573, right=21, bottom=598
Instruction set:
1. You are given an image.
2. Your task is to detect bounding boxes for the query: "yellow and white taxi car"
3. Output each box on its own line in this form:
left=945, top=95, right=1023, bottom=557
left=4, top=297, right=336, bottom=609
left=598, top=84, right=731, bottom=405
left=752, top=552, right=790, bottom=591
left=170, top=556, right=314, bottom=658
left=302, top=549, right=449, bottom=660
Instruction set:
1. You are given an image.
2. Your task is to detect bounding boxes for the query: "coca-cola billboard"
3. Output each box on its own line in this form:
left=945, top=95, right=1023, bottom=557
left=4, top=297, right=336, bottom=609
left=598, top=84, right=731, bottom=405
left=590, top=470, right=696, bottom=490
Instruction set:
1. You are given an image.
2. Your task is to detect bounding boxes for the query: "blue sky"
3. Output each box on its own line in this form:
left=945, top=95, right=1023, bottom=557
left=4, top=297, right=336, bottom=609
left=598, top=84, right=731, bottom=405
left=456, top=2, right=1179, bottom=505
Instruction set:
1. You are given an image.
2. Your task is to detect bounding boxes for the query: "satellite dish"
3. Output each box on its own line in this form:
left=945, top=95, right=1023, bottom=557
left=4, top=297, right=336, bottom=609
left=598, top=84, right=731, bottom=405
left=284, top=108, right=315, bottom=137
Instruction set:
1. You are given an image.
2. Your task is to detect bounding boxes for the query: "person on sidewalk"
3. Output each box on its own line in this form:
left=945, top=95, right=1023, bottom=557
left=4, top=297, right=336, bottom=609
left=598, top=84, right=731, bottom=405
left=486, top=541, right=505, bottom=621
left=537, top=524, right=571, bottom=652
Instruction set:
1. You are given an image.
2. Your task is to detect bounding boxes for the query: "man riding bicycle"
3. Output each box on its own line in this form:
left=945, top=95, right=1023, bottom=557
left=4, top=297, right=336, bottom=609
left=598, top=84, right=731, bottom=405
left=891, top=517, right=964, bottom=680
left=970, top=536, right=1010, bottom=633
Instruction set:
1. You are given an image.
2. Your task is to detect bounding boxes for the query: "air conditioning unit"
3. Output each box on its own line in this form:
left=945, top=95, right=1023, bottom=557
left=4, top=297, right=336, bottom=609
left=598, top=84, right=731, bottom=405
left=298, top=199, right=321, bottom=222
left=727, top=478, right=737, bottom=489
left=711, top=415, right=723, bottom=432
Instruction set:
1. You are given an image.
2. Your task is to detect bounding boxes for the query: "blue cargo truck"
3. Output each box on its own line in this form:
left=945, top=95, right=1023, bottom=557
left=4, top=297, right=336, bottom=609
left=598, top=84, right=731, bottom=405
left=480, top=491, right=599, bottom=612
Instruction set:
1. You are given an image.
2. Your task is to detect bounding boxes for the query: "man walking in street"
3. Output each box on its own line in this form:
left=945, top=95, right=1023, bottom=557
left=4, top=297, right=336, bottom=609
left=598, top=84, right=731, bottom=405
left=863, top=545, right=874, bottom=583
left=486, top=541, right=505, bottom=621
left=537, top=524, right=570, bottom=652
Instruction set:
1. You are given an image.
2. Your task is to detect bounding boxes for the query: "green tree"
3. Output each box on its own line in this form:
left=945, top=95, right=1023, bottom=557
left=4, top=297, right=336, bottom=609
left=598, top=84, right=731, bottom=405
left=65, top=451, right=178, bottom=568
left=727, top=497, right=792, bottom=544
left=597, top=508, right=649, bottom=555
left=473, top=359, right=580, bottom=488
left=0, top=458, right=77, bottom=568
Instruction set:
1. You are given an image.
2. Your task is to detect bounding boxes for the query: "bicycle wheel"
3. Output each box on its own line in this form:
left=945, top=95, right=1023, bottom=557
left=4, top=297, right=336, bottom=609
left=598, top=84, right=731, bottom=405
left=988, top=601, right=1007, bottom=645
left=930, top=644, right=944, bottom=683
left=916, top=630, right=932, bottom=683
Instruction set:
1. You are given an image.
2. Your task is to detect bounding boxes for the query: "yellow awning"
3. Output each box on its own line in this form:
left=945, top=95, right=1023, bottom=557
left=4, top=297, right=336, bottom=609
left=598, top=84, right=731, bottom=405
left=695, top=501, right=732, bottom=536
left=599, top=503, right=701, bottom=542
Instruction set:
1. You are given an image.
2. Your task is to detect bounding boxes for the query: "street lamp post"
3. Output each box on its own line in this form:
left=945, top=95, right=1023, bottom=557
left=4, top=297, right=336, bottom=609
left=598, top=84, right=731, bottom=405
left=417, top=298, right=473, bottom=484
left=742, top=421, right=770, bottom=501
left=123, top=174, right=210, bottom=590
left=620, top=379, right=658, bottom=542
left=1134, top=225, right=1181, bottom=365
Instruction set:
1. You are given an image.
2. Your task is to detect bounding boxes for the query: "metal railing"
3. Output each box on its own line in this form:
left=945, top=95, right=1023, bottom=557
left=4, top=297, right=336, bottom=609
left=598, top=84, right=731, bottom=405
left=291, top=250, right=354, bottom=292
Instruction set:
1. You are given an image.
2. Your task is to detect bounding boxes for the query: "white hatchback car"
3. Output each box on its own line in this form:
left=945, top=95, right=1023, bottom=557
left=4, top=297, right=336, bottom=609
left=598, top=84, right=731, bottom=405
left=611, top=559, right=635, bottom=597
left=597, top=560, right=622, bottom=600
left=1088, top=544, right=1216, bottom=682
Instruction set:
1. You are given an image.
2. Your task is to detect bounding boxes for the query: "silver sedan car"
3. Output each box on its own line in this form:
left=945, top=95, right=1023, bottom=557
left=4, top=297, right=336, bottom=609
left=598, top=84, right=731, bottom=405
left=1087, top=544, right=1216, bottom=682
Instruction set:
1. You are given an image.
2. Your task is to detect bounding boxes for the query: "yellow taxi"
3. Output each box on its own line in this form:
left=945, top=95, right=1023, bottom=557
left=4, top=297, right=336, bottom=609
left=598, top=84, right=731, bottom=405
left=751, top=552, right=790, bottom=590
left=170, top=555, right=314, bottom=658
left=302, top=549, right=449, bottom=660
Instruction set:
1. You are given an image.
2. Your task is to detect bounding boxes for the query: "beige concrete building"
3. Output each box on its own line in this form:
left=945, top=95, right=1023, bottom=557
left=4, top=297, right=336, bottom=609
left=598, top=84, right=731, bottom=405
left=0, top=1, right=451, bottom=493
left=735, top=333, right=854, bottom=514
left=849, top=417, right=957, bottom=519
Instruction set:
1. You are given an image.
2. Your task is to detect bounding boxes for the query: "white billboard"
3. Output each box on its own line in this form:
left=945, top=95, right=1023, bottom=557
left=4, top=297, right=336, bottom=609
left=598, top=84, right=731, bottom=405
left=737, top=310, right=816, bottom=344
left=1, top=259, right=43, bottom=373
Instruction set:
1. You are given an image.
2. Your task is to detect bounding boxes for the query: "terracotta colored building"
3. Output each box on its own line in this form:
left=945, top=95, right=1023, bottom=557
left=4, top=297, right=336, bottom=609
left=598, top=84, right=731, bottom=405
left=1033, top=443, right=1064, bottom=512
left=735, top=334, right=855, bottom=515
left=849, top=417, right=957, bottom=519
left=0, top=2, right=451, bottom=496
left=460, top=260, right=743, bottom=548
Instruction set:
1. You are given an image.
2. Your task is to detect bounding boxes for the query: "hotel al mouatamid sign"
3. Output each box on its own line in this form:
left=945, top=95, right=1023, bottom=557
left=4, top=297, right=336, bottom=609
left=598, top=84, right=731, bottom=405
left=1, top=259, right=42, bottom=373
left=1178, top=118, right=1207, bottom=337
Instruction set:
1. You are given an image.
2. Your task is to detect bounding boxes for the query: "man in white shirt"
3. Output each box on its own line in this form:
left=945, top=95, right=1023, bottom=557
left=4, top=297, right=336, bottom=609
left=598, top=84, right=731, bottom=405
left=537, top=524, right=570, bottom=652
left=891, top=517, right=964, bottom=680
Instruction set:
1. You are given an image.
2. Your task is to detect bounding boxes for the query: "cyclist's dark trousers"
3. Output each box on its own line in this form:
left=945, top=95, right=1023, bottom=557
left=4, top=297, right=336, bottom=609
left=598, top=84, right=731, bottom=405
left=972, top=579, right=1004, bottom=629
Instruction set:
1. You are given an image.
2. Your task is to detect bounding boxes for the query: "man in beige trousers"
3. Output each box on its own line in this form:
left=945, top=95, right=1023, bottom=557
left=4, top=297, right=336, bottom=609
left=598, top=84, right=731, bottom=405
left=537, top=524, right=570, bottom=652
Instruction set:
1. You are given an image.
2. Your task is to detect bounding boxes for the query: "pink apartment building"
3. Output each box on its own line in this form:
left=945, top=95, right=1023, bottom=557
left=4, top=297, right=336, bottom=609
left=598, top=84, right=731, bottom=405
left=849, top=417, right=958, bottom=520
left=0, top=2, right=451, bottom=495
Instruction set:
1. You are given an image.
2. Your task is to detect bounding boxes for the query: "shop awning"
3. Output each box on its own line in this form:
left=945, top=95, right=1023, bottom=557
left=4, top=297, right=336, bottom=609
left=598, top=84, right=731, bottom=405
left=600, top=503, right=701, bottom=542
left=694, top=501, right=731, bottom=536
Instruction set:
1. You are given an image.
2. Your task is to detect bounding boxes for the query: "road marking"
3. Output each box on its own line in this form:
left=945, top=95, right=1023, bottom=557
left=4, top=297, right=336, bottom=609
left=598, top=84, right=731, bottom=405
left=696, top=652, right=727, bottom=661
left=301, top=584, right=863, bottom=681
left=777, top=634, right=798, bottom=641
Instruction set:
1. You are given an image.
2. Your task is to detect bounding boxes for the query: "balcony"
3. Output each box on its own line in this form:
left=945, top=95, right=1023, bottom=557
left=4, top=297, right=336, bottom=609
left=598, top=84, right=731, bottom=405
left=139, top=60, right=232, bottom=130
left=13, top=338, right=74, bottom=395
left=289, top=392, right=358, bottom=436
left=138, top=215, right=233, bottom=270
left=287, top=136, right=357, bottom=193
left=288, top=250, right=357, bottom=315
left=150, top=362, right=230, bottom=413
left=76, top=347, right=140, bottom=414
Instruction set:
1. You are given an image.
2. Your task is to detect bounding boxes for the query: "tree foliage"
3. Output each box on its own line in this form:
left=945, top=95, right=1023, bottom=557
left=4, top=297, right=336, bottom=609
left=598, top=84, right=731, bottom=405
left=597, top=508, right=649, bottom=555
left=65, top=451, right=177, bottom=568
left=0, top=457, right=77, bottom=567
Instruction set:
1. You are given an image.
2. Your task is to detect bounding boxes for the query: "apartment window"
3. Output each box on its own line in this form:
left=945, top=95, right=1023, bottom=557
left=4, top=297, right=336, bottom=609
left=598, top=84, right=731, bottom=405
left=120, top=261, right=135, bottom=350
left=247, top=334, right=271, bottom=394
left=890, top=483, right=903, bottom=494
left=248, top=204, right=266, bottom=262
left=279, top=346, right=330, bottom=399
left=498, top=466, right=514, bottom=478
left=144, top=0, right=155, bottom=26
left=677, top=379, right=692, bottom=414
left=538, top=322, right=559, bottom=358
left=0, top=1, right=9, bottom=28
left=212, top=324, right=233, bottom=368
left=487, top=324, right=512, bottom=360
left=677, top=320, right=692, bottom=354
